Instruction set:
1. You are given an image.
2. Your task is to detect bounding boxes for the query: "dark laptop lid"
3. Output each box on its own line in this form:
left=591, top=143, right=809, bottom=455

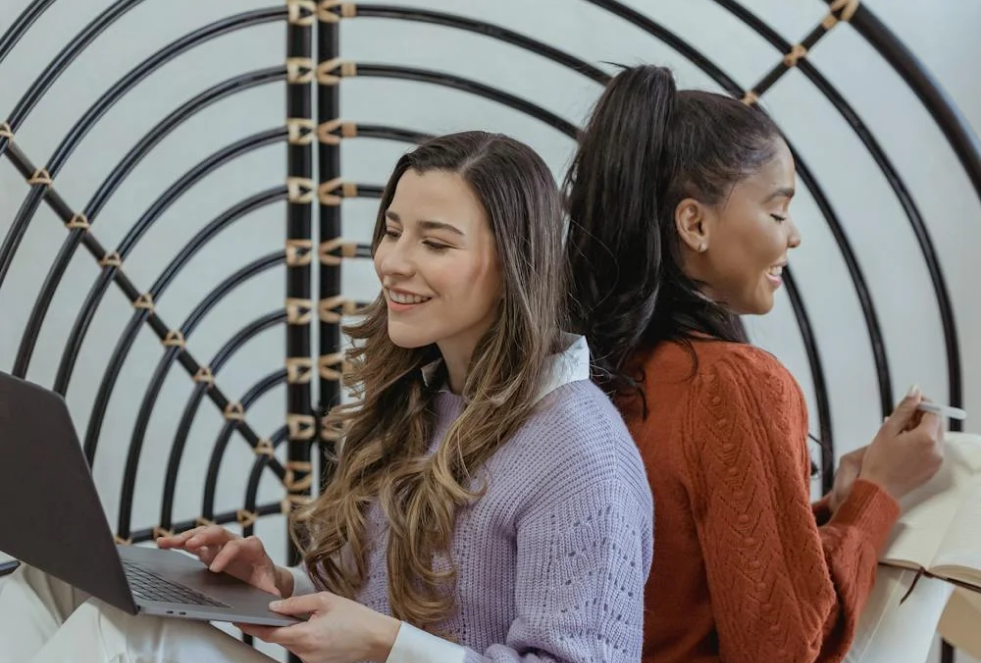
left=0, top=371, right=137, bottom=614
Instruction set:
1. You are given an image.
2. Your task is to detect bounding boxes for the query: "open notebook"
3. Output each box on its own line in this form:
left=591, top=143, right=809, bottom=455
left=845, top=432, right=981, bottom=663
left=879, top=432, right=981, bottom=594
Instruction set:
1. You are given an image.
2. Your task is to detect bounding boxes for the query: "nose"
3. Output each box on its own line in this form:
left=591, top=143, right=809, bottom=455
left=787, top=218, right=802, bottom=249
left=374, top=235, right=415, bottom=282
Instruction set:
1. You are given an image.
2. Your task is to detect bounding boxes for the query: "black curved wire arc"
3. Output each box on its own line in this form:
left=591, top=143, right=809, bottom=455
left=150, top=253, right=285, bottom=532
left=119, top=252, right=286, bottom=539
left=49, top=8, right=286, bottom=177
left=202, top=370, right=288, bottom=522
left=782, top=267, right=834, bottom=490
left=580, top=0, right=741, bottom=94
left=828, top=1, right=967, bottom=428
left=3, top=0, right=145, bottom=138
left=789, top=147, right=893, bottom=417
left=0, top=0, right=57, bottom=67
left=129, top=501, right=284, bottom=543
left=345, top=5, right=607, bottom=85
left=102, top=199, right=285, bottom=534
left=356, top=124, right=433, bottom=144
left=87, top=189, right=285, bottom=463
left=242, top=426, right=290, bottom=539
left=167, top=311, right=287, bottom=523
left=0, top=67, right=285, bottom=304
left=829, top=0, right=981, bottom=222
left=356, top=64, right=579, bottom=139
left=50, top=128, right=286, bottom=395
left=579, top=0, right=837, bottom=473
left=711, top=0, right=954, bottom=423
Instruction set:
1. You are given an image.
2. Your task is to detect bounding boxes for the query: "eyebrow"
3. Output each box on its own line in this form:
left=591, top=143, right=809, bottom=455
left=385, top=210, right=465, bottom=236
left=763, top=187, right=796, bottom=204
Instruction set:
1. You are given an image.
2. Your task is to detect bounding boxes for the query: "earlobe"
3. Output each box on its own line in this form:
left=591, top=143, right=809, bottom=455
left=674, top=198, right=709, bottom=253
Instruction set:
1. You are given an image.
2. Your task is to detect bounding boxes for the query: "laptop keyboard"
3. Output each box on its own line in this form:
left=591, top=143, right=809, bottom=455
left=123, top=560, right=230, bottom=608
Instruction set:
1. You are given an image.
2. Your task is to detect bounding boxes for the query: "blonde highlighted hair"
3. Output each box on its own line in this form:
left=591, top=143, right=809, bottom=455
left=291, top=131, right=565, bottom=632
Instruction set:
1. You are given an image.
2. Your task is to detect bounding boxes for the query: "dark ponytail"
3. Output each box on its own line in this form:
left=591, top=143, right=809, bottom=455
left=564, top=64, right=781, bottom=400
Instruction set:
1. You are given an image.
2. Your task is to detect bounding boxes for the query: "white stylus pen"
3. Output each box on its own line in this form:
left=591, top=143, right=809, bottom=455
left=916, top=401, right=968, bottom=421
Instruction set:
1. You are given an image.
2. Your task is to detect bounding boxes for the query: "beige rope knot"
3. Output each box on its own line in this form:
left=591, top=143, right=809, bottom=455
left=114, top=534, right=133, bottom=546
left=318, top=238, right=356, bottom=266
left=285, top=463, right=313, bottom=491
left=194, top=517, right=215, bottom=527
left=288, top=413, right=317, bottom=440
left=280, top=494, right=312, bottom=514
left=286, top=239, right=314, bottom=266
left=66, top=213, right=90, bottom=230
left=286, top=298, right=314, bottom=324
left=236, top=509, right=258, bottom=528
left=286, top=57, right=315, bottom=84
left=253, top=438, right=275, bottom=456
left=832, top=0, right=860, bottom=20
left=318, top=352, right=346, bottom=381
left=99, top=251, right=122, bottom=268
left=193, top=367, right=214, bottom=385
left=0, top=122, right=12, bottom=139
left=318, top=0, right=357, bottom=22
left=317, top=119, right=357, bottom=145
left=287, top=118, right=315, bottom=145
left=287, top=177, right=315, bottom=204
left=287, top=0, right=317, bottom=25
left=28, top=169, right=52, bottom=186
left=152, top=526, right=174, bottom=539
left=287, top=356, right=314, bottom=384
left=783, top=44, right=808, bottom=68
left=741, top=90, right=759, bottom=106
left=162, top=330, right=186, bottom=348
left=318, top=178, right=357, bottom=206
left=318, top=296, right=357, bottom=322
left=224, top=402, right=245, bottom=421
left=316, top=58, right=357, bottom=85
left=133, top=293, right=154, bottom=312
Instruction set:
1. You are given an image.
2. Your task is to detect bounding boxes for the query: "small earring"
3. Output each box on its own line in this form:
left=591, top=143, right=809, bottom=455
left=698, top=243, right=706, bottom=253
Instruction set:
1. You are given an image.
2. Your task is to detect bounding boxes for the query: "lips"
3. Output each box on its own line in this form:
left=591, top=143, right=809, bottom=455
left=387, top=289, right=432, bottom=305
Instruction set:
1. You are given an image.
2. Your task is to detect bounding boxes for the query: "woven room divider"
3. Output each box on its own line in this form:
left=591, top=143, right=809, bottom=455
left=1, top=1, right=978, bottom=662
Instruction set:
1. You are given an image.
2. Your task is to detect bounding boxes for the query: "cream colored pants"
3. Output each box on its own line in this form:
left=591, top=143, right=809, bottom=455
left=845, top=566, right=955, bottom=663
left=0, top=565, right=277, bottom=663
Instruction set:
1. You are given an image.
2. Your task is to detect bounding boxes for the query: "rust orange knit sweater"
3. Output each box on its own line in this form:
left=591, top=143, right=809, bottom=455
left=621, top=339, right=900, bottom=663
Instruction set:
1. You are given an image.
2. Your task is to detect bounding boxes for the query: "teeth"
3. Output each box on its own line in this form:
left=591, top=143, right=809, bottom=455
left=768, top=265, right=784, bottom=276
left=389, top=290, right=431, bottom=304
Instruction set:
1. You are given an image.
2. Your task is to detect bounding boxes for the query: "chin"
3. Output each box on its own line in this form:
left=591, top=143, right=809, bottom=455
left=386, top=322, right=434, bottom=349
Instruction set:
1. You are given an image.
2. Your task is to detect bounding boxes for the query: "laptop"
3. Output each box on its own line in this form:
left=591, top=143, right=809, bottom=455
left=0, top=370, right=298, bottom=626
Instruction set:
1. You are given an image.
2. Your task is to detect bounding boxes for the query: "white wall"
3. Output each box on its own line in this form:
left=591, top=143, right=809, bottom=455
left=0, top=1, right=977, bottom=661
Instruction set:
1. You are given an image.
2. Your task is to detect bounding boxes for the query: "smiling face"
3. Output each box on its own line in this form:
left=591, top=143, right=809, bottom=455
left=373, top=168, right=502, bottom=374
left=677, top=138, right=801, bottom=315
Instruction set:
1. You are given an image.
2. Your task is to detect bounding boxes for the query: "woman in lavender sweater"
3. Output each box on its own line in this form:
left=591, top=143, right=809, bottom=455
left=2, top=131, right=653, bottom=663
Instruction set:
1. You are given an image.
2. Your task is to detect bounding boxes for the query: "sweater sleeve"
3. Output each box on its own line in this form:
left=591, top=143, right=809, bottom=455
left=678, top=353, right=899, bottom=663
left=458, top=473, right=653, bottom=663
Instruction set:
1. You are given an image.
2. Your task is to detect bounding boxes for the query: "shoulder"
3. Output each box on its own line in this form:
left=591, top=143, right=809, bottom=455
left=498, top=379, right=652, bottom=515
left=664, top=342, right=809, bottom=474
left=648, top=339, right=797, bottom=386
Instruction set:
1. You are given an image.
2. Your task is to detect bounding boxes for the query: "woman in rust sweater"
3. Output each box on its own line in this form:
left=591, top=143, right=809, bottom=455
left=563, top=64, right=946, bottom=663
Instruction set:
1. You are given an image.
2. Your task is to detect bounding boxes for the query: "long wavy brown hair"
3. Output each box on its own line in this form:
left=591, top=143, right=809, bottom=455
left=290, top=131, right=565, bottom=632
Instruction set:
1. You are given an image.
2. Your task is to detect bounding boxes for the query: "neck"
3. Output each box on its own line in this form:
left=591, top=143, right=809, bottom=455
left=437, top=341, right=474, bottom=395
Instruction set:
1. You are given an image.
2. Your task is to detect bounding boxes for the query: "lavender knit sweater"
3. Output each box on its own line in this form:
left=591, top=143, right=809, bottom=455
left=351, top=379, right=653, bottom=663
left=291, top=337, right=654, bottom=662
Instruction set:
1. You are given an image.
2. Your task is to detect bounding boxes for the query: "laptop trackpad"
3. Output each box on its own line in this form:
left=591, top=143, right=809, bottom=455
left=117, top=544, right=300, bottom=625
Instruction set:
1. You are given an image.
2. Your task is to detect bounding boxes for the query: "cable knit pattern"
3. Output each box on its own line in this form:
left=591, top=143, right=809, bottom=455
left=351, top=380, right=653, bottom=663
left=621, top=340, right=899, bottom=663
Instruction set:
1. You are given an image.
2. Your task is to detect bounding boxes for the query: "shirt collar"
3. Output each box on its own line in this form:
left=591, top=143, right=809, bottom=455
left=420, top=333, right=590, bottom=404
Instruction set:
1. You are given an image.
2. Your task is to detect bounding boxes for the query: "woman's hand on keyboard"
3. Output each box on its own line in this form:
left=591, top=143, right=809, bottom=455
left=157, top=526, right=290, bottom=597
